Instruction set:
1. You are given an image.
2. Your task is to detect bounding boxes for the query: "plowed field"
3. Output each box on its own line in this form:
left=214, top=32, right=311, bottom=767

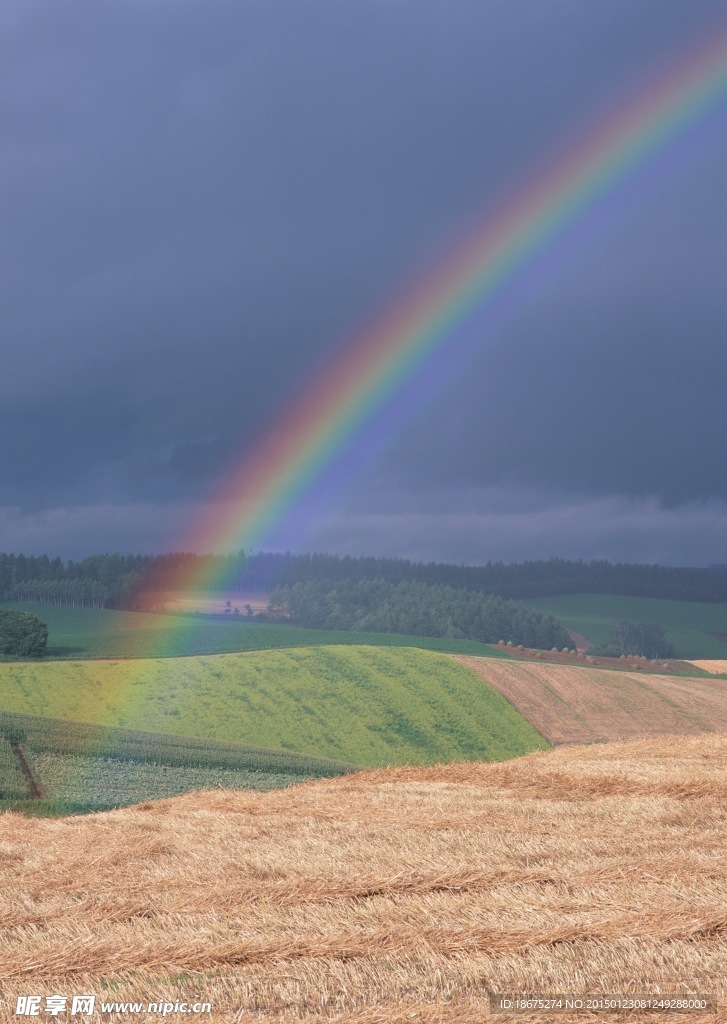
left=454, top=656, right=727, bottom=745
left=2, top=735, right=726, bottom=1022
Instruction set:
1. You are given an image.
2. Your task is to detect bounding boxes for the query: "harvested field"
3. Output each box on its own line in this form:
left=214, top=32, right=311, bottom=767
left=497, top=643, right=679, bottom=672
left=1, top=734, right=726, bottom=1022
left=454, top=656, right=727, bottom=745
left=688, top=660, right=727, bottom=675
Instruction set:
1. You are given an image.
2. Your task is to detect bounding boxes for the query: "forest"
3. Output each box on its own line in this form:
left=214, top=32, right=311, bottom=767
left=267, top=579, right=572, bottom=649
left=2, top=551, right=727, bottom=610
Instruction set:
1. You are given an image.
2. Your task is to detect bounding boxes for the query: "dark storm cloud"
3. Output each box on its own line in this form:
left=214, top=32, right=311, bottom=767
left=2, top=0, right=727, bottom=560
left=307, top=495, right=727, bottom=568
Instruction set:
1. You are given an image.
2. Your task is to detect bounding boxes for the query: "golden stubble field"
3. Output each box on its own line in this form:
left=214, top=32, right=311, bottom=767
left=455, top=657, right=727, bottom=744
left=2, top=735, right=727, bottom=1023
left=687, top=661, right=727, bottom=675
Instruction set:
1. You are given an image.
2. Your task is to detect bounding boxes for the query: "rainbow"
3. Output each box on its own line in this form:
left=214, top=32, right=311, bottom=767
left=7, top=21, right=727, bottom=799
left=163, top=21, right=727, bottom=592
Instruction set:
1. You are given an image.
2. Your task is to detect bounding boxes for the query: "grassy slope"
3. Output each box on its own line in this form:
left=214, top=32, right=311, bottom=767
left=0, top=646, right=548, bottom=767
left=0, top=602, right=509, bottom=660
left=526, top=593, right=727, bottom=659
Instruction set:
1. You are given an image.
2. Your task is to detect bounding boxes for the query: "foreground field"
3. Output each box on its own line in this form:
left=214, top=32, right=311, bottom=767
left=1, top=734, right=725, bottom=1022
left=0, top=602, right=507, bottom=660
left=0, top=647, right=547, bottom=767
left=526, top=593, right=727, bottom=659
left=456, top=656, right=727, bottom=744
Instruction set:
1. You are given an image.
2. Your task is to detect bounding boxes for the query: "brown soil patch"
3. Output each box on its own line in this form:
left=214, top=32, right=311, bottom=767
left=567, top=630, right=591, bottom=653
left=455, top=656, right=727, bottom=745
left=497, top=643, right=678, bottom=672
left=2, top=735, right=726, bottom=1021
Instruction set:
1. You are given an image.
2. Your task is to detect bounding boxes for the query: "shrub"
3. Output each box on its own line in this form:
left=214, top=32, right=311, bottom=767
left=0, top=610, right=48, bottom=658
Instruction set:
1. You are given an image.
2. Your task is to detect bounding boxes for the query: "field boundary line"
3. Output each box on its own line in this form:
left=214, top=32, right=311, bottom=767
left=10, top=741, right=44, bottom=799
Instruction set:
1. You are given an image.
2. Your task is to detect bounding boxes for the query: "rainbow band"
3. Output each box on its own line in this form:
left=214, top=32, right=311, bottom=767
left=172, top=22, right=727, bottom=588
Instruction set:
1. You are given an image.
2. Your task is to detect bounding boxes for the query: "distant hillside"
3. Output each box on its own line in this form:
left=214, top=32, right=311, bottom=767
left=0, top=602, right=511, bottom=660
left=527, top=593, right=727, bottom=659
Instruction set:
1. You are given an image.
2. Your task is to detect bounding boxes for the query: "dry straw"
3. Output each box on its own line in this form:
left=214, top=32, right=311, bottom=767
left=1, top=734, right=726, bottom=1022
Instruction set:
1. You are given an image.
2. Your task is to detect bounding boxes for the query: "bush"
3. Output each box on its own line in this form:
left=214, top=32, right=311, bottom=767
left=0, top=610, right=48, bottom=658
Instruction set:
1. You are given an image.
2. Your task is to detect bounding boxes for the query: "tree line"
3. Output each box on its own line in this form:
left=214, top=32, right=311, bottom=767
left=148, top=551, right=727, bottom=602
left=0, top=553, right=144, bottom=609
left=2, top=550, right=727, bottom=610
left=6, top=579, right=109, bottom=609
left=267, top=579, right=572, bottom=650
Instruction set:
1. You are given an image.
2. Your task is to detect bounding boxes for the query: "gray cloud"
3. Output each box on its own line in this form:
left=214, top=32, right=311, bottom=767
left=2, top=0, right=727, bottom=562
left=305, top=494, right=727, bottom=568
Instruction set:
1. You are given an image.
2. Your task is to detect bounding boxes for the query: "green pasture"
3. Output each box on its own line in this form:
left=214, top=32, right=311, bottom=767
left=0, top=602, right=509, bottom=660
left=0, top=709, right=354, bottom=813
left=0, top=646, right=547, bottom=768
left=526, top=594, right=727, bottom=659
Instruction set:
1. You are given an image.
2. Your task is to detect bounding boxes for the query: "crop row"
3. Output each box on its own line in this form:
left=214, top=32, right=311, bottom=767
left=0, top=710, right=357, bottom=775
left=23, top=750, right=319, bottom=808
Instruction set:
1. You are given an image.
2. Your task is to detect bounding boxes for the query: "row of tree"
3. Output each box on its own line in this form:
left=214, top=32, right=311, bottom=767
left=149, top=552, right=727, bottom=602
left=266, top=579, right=572, bottom=650
left=3, top=550, right=727, bottom=609
left=0, top=553, right=142, bottom=609
left=6, top=580, right=109, bottom=609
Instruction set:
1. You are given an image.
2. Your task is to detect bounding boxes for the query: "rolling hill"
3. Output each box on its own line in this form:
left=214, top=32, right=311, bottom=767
left=526, top=593, right=727, bottom=659
left=0, top=646, right=548, bottom=769
left=456, top=655, right=727, bottom=744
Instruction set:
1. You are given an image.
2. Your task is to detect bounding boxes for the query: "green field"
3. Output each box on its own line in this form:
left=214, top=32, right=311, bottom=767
left=526, top=594, right=727, bottom=659
left=0, top=646, right=548, bottom=768
left=0, top=602, right=509, bottom=660
left=0, top=710, right=356, bottom=814
left=0, top=736, right=31, bottom=801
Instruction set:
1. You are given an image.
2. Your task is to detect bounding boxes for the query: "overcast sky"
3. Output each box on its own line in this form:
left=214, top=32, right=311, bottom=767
left=2, top=0, right=727, bottom=566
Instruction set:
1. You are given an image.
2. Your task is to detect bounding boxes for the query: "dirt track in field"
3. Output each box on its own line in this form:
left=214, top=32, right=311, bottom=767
left=454, top=656, right=727, bottom=745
